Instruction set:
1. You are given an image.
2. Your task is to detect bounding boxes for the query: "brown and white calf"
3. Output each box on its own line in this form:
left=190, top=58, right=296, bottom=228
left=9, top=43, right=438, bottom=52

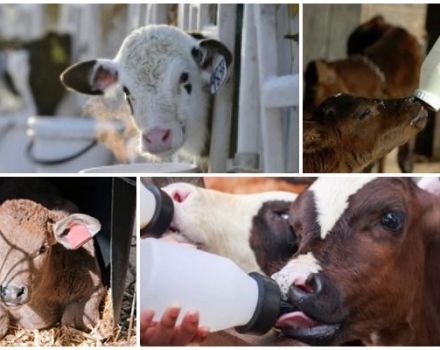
left=0, top=180, right=104, bottom=338
left=272, top=177, right=440, bottom=345
left=303, top=94, right=428, bottom=173
left=148, top=182, right=299, bottom=275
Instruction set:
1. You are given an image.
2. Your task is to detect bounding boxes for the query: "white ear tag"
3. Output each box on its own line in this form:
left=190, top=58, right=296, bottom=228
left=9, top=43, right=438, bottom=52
left=210, top=55, right=228, bottom=94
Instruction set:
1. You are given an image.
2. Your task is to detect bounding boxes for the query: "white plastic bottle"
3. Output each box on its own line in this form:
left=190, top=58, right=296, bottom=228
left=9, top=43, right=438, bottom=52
left=140, top=238, right=281, bottom=334
left=414, top=36, right=440, bottom=111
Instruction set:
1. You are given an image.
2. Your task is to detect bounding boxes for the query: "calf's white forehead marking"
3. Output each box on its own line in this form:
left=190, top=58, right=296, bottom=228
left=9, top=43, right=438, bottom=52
left=271, top=252, right=321, bottom=298
left=310, top=177, right=376, bottom=239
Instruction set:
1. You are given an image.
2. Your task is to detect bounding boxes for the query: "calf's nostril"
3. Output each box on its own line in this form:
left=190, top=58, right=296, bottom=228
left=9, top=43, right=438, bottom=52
left=17, top=287, right=25, bottom=298
left=171, top=188, right=191, bottom=203
left=162, top=129, right=171, bottom=142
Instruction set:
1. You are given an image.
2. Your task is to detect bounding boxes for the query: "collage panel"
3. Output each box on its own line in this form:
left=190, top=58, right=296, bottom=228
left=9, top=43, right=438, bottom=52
left=139, top=176, right=440, bottom=346
left=0, top=177, right=136, bottom=346
left=0, top=3, right=299, bottom=174
left=303, top=4, right=440, bottom=174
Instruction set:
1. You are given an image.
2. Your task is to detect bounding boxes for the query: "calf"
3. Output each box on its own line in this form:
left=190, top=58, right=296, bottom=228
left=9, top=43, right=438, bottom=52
left=0, top=180, right=104, bottom=338
left=304, top=16, right=423, bottom=172
left=61, top=25, right=232, bottom=164
left=305, top=16, right=422, bottom=114
left=272, top=177, right=440, bottom=345
left=149, top=182, right=298, bottom=274
left=303, top=94, right=427, bottom=172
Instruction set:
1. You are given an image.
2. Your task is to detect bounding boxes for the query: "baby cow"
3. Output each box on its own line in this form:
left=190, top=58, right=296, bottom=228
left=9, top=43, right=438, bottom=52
left=149, top=182, right=298, bottom=275
left=272, top=177, right=440, bottom=345
left=303, top=94, right=428, bottom=172
left=0, top=180, right=104, bottom=338
left=61, top=25, right=232, bottom=162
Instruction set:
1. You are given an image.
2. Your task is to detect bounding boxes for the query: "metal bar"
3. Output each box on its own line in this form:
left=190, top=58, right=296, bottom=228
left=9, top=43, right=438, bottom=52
left=208, top=4, right=237, bottom=172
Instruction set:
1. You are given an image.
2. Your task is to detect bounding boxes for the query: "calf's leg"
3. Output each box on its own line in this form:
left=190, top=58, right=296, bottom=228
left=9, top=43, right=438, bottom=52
left=0, top=308, right=9, bottom=339
left=62, top=287, right=105, bottom=329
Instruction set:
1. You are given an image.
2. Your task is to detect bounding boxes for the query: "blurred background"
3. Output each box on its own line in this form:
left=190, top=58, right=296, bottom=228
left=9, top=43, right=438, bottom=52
left=0, top=4, right=299, bottom=173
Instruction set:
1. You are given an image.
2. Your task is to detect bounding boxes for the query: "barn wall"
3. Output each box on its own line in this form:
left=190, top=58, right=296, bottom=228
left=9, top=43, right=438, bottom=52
left=303, top=4, right=427, bottom=68
left=303, top=4, right=362, bottom=65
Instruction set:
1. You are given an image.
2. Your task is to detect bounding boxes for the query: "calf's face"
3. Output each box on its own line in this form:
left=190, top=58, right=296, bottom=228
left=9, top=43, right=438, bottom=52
left=303, top=94, right=427, bottom=170
left=272, top=177, right=440, bottom=345
left=0, top=199, right=100, bottom=307
left=152, top=182, right=297, bottom=274
left=61, top=25, right=232, bottom=158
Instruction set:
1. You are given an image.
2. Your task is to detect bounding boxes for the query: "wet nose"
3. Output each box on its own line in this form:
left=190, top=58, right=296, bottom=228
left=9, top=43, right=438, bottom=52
left=0, top=284, right=29, bottom=305
left=163, top=183, right=193, bottom=204
left=142, top=128, right=172, bottom=154
left=287, top=273, right=345, bottom=324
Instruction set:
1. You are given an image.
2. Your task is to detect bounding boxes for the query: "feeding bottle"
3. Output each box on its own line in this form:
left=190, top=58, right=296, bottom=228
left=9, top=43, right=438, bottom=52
left=140, top=183, right=174, bottom=236
left=140, top=238, right=282, bottom=334
left=414, top=36, right=440, bottom=111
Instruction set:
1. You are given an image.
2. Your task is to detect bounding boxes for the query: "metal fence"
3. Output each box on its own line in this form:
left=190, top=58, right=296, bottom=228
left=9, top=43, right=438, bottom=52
left=0, top=4, right=299, bottom=173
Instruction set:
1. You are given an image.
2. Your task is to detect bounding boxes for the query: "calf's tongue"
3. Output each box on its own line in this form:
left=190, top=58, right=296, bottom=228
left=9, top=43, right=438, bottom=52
left=276, top=311, right=319, bottom=329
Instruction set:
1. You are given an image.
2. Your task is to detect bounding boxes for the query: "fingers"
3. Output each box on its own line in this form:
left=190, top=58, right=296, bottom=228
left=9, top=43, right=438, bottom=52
left=170, top=311, right=200, bottom=345
left=192, top=326, right=210, bottom=344
left=140, top=310, right=155, bottom=346
left=145, top=305, right=181, bottom=345
left=139, top=307, right=209, bottom=346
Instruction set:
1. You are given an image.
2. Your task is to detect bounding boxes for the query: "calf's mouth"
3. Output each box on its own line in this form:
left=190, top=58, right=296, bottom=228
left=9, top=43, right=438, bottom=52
left=274, top=273, right=347, bottom=345
left=409, top=104, right=428, bottom=130
left=162, top=223, right=200, bottom=248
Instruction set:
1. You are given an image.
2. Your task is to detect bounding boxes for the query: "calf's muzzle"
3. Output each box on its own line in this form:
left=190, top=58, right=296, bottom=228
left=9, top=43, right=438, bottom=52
left=0, top=284, right=29, bottom=306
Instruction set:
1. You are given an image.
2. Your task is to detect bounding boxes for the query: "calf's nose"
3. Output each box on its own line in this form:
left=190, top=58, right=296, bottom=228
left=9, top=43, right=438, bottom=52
left=163, top=183, right=193, bottom=203
left=0, top=284, right=29, bottom=306
left=288, top=273, right=346, bottom=324
left=142, top=128, right=172, bottom=154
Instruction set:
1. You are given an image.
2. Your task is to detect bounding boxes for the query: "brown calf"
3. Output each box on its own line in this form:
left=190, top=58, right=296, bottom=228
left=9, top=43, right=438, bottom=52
left=272, top=177, right=440, bottom=345
left=0, top=180, right=104, bottom=338
left=303, top=94, right=427, bottom=173
left=304, top=16, right=423, bottom=172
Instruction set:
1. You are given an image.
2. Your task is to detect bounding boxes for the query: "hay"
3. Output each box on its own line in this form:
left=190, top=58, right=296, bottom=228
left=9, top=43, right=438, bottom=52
left=0, top=288, right=137, bottom=346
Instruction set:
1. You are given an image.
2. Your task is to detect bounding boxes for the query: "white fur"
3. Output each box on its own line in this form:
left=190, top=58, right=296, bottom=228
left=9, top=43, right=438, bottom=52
left=310, top=177, right=376, bottom=239
left=417, top=177, right=440, bottom=196
left=162, top=183, right=297, bottom=273
left=271, top=252, right=321, bottom=298
left=93, top=25, right=213, bottom=161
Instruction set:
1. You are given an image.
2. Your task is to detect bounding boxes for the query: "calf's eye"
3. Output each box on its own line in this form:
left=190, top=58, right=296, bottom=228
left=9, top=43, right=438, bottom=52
left=276, top=211, right=290, bottom=220
left=36, top=244, right=48, bottom=256
left=357, top=109, right=372, bottom=120
left=380, top=211, right=405, bottom=232
left=180, top=72, right=189, bottom=83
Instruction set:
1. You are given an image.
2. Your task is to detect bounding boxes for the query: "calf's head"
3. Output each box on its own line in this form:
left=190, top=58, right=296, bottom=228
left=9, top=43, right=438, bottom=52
left=303, top=94, right=428, bottom=172
left=273, top=177, right=440, bottom=345
left=61, top=25, right=232, bottom=158
left=0, top=199, right=100, bottom=307
left=150, top=182, right=297, bottom=274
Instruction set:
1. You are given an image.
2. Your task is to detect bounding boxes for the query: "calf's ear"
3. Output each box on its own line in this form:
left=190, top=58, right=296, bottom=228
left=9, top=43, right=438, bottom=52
left=52, top=214, right=101, bottom=250
left=60, top=59, right=119, bottom=95
left=303, top=121, right=326, bottom=152
left=315, top=60, right=337, bottom=86
left=191, top=38, right=233, bottom=94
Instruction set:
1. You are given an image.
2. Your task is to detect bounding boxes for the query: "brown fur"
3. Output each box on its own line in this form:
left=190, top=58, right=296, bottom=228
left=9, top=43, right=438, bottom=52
left=303, top=94, right=427, bottom=172
left=304, top=16, right=423, bottom=172
left=0, top=180, right=104, bottom=339
left=286, top=178, right=440, bottom=345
